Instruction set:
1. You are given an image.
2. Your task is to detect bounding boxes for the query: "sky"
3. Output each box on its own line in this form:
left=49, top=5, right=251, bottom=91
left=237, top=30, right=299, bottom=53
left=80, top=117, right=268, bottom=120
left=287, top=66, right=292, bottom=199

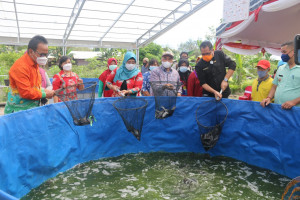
left=154, top=0, right=223, bottom=49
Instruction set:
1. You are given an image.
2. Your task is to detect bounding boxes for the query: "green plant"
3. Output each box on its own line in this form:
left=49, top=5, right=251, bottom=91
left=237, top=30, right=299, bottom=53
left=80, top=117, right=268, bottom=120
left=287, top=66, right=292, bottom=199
left=230, top=84, right=241, bottom=94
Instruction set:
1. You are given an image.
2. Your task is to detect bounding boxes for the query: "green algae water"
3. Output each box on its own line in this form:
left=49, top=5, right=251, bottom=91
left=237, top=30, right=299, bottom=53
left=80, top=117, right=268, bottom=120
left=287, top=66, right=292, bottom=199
left=22, top=152, right=290, bottom=200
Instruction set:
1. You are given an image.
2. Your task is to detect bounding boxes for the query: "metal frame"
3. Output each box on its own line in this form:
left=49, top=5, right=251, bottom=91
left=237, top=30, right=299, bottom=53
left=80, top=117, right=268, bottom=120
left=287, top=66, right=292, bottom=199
left=13, top=0, right=20, bottom=43
left=0, top=0, right=214, bottom=51
left=137, top=0, right=214, bottom=48
left=99, top=0, right=135, bottom=45
left=63, top=0, right=86, bottom=42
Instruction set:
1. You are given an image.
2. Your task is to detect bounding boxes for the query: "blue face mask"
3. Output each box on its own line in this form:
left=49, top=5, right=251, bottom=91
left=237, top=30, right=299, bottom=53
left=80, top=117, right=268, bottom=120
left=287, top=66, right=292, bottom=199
left=179, top=66, right=188, bottom=73
left=257, top=70, right=267, bottom=78
left=149, top=66, right=157, bottom=71
left=281, top=53, right=290, bottom=62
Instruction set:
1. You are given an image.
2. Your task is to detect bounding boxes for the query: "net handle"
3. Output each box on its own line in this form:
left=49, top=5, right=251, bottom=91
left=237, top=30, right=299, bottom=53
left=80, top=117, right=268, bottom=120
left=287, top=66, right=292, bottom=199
left=195, top=99, right=228, bottom=129
left=54, top=82, right=97, bottom=96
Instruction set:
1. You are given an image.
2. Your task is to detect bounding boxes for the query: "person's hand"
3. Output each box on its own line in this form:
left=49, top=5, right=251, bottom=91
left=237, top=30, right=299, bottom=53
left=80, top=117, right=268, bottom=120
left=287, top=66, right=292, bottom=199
left=45, top=89, right=55, bottom=99
left=281, top=100, right=296, bottom=110
left=221, top=80, right=228, bottom=91
left=260, top=97, right=271, bottom=107
left=121, top=90, right=130, bottom=96
left=78, top=78, right=83, bottom=84
left=214, top=90, right=222, bottom=100
left=111, top=85, right=120, bottom=92
left=164, top=83, right=174, bottom=90
left=77, top=79, right=84, bottom=90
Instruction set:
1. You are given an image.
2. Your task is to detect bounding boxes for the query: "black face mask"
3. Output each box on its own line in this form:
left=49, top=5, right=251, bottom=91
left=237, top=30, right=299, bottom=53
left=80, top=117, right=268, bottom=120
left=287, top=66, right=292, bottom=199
left=143, top=63, right=147, bottom=65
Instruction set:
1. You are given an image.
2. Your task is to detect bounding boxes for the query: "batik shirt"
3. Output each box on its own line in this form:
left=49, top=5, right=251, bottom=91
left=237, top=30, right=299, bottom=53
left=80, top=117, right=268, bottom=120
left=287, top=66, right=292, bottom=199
left=52, top=70, right=80, bottom=102
left=106, top=68, right=143, bottom=97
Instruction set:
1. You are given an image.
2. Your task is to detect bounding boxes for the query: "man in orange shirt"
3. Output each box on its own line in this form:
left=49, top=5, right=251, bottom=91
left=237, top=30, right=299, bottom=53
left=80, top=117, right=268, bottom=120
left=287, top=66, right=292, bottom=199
left=4, top=35, right=55, bottom=114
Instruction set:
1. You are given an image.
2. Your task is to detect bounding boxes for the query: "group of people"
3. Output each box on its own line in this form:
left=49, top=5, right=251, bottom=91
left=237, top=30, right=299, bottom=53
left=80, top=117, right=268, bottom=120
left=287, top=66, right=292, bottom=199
left=3, top=35, right=300, bottom=115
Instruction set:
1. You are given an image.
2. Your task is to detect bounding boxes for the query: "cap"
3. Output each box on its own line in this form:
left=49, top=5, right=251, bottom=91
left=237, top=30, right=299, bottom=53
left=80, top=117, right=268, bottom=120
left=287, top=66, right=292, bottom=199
left=256, top=60, right=270, bottom=69
left=143, top=57, right=149, bottom=62
left=162, top=51, right=174, bottom=59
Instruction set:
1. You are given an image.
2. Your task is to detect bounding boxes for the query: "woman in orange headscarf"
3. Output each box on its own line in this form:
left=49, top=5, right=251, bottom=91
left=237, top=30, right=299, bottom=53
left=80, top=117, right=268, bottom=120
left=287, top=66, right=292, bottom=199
left=98, top=58, right=118, bottom=97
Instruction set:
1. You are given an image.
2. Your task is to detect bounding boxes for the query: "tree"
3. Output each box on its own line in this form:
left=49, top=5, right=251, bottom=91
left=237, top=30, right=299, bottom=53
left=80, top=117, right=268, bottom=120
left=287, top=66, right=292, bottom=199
left=139, top=42, right=164, bottom=63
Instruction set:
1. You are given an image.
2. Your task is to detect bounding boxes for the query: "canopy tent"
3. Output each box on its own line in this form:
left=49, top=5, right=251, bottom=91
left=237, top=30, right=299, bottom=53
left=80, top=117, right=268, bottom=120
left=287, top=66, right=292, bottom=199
left=0, top=0, right=213, bottom=57
left=216, top=0, right=300, bottom=56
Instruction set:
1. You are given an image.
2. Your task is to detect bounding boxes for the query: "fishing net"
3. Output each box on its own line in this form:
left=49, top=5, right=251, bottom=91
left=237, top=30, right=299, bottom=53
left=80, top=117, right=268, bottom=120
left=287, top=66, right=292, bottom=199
left=56, top=81, right=97, bottom=126
left=282, top=176, right=300, bottom=200
left=195, top=99, right=228, bottom=151
left=113, top=97, right=148, bottom=141
left=150, top=81, right=181, bottom=119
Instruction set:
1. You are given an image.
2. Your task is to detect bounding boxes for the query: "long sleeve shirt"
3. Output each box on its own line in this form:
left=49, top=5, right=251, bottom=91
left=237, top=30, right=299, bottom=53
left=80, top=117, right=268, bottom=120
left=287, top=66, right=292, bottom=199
left=4, top=53, right=45, bottom=114
left=149, top=65, right=182, bottom=96
left=106, top=68, right=143, bottom=97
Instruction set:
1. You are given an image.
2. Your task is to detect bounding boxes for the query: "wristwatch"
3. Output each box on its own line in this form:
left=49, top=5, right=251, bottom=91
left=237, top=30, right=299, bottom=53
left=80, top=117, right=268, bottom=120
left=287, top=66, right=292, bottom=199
left=224, top=78, right=228, bottom=82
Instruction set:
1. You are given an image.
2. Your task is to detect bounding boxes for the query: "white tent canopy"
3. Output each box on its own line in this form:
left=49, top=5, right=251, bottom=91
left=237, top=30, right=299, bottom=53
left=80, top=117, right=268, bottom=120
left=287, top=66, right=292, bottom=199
left=216, top=0, right=300, bottom=56
left=0, top=0, right=213, bottom=53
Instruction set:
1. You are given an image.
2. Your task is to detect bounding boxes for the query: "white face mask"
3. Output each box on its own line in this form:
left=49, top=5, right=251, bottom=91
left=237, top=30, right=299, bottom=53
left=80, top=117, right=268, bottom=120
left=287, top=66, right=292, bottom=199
left=36, top=57, right=48, bottom=66
left=109, top=65, right=117, bottom=71
left=63, top=63, right=72, bottom=71
left=125, top=64, right=136, bottom=71
left=179, top=66, right=188, bottom=73
left=162, top=61, right=172, bottom=69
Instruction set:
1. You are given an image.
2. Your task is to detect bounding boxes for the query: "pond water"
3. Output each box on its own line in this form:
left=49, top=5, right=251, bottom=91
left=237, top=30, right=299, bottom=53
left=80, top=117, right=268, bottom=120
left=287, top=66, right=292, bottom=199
left=22, top=152, right=290, bottom=200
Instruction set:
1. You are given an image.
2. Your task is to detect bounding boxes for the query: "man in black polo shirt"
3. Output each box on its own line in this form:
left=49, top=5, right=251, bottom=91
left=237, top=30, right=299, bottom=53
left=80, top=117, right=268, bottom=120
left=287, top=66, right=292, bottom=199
left=195, top=41, right=236, bottom=99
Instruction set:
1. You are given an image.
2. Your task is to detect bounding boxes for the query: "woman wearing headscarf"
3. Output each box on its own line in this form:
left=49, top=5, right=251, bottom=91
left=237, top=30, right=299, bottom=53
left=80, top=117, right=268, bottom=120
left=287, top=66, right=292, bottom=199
left=98, top=58, right=117, bottom=97
left=106, top=52, right=143, bottom=97
left=178, top=59, right=191, bottom=96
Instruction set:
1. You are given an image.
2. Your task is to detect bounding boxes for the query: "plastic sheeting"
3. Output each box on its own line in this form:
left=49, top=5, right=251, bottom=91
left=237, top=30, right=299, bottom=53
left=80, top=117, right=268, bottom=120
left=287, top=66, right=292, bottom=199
left=216, top=0, right=300, bottom=55
left=0, top=97, right=300, bottom=199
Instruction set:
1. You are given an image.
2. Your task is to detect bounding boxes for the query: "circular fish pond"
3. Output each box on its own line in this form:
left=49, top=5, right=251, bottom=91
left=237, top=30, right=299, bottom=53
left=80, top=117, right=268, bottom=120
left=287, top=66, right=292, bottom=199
left=21, top=152, right=290, bottom=199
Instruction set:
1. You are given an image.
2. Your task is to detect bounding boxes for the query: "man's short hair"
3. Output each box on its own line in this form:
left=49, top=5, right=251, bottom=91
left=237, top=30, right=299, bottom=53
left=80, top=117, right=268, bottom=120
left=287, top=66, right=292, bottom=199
left=27, top=35, right=48, bottom=51
left=180, top=52, right=188, bottom=57
left=143, top=57, right=149, bottom=63
left=281, top=41, right=294, bottom=49
left=200, top=41, right=213, bottom=50
left=149, top=58, right=158, bottom=66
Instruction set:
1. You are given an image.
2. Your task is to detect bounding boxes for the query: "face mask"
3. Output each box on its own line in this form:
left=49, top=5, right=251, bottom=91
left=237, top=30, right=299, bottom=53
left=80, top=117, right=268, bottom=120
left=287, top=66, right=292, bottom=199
left=63, top=63, right=72, bottom=71
left=281, top=53, right=290, bottom=62
left=202, top=54, right=213, bottom=62
left=179, top=66, right=188, bottom=73
left=143, top=62, right=147, bottom=66
left=109, top=65, right=117, bottom=71
left=149, top=66, right=157, bottom=71
left=257, top=70, right=267, bottom=78
left=125, top=64, right=136, bottom=71
left=162, top=61, right=172, bottom=69
left=36, top=57, right=48, bottom=66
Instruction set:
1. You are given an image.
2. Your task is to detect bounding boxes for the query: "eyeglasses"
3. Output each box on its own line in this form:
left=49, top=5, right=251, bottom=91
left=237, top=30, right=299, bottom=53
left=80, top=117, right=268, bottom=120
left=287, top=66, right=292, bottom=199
left=35, top=50, right=48, bottom=57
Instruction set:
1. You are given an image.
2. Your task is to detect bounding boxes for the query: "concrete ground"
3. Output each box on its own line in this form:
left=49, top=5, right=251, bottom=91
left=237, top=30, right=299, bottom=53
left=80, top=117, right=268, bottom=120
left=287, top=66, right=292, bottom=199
left=0, top=106, right=4, bottom=116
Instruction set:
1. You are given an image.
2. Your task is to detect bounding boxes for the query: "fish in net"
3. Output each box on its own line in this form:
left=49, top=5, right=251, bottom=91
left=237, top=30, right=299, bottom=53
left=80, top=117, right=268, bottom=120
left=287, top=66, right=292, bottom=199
left=150, top=81, right=181, bottom=119
left=195, top=99, right=228, bottom=151
left=55, top=81, right=97, bottom=126
left=113, top=97, right=148, bottom=141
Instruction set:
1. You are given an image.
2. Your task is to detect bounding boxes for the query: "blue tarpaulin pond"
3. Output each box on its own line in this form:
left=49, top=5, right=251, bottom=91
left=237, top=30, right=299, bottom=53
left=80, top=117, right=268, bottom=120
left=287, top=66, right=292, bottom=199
left=0, top=95, right=299, bottom=199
